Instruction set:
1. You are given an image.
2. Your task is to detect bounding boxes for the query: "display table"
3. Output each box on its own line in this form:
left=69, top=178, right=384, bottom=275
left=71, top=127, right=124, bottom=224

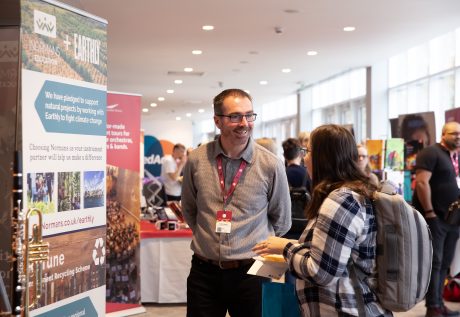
left=140, top=221, right=193, bottom=303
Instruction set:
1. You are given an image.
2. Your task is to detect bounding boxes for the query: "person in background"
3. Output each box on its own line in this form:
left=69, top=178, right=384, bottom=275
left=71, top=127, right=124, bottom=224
left=255, top=137, right=278, bottom=155
left=298, top=131, right=313, bottom=189
left=298, top=131, right=310, bottom=149
left=412, top=122, right=460, bottom=317
left=181, top=88, right=291, bottom=317
left=253, top=124, right=390, bottom=316
left=282, top=138, right=308, bottom=189
left=400, top=114, right=431, bottom=147
left=357, top=143, right=380, bottom=187
left=282, top=138, right=310, bottom=240
left=160, top=143, right=187, bottom=201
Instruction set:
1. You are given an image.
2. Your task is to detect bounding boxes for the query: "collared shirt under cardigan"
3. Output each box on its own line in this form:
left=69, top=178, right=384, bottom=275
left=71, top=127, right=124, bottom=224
left=181, top=137, right=292, bottom=261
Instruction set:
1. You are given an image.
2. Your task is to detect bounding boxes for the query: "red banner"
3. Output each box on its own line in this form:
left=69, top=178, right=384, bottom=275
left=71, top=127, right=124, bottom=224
left=107, top=93, right=141, bottom=171
left=106, top=92, right=141, bottom=308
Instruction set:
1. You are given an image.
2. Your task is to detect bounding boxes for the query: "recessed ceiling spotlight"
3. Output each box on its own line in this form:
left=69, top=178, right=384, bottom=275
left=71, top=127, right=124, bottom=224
left=249, top=51, right=259, bottom=55
left=184, top=67, right=193, bottom=72
left=176, top=116, right=182, bottom=121
left=186, top=113, right=192, bottom=117
left=259, top=80, right=268, bottom=85
left=198, top=108, right=205, bottom=113
left=174, top=79, right=183, bottom=84
left=166, top=89, right=174, bottom=94
left=158, top=97, right=165, bottom=101
left=150, top=102, right=157, bottom=107
left=343, top=26, right=356, bottom=32
left=142, top=108, right=149, bottom=113
left=192, top=50, right=202, bottom=55
left=240, top=61, right=248, bottom=64
left=202, top=25, right=214, bottom=31
left=282, top=68, right=291, bottom=73
left=284, top=9, right=299, bottom=14
left=307, top=50, right=318, bottom=56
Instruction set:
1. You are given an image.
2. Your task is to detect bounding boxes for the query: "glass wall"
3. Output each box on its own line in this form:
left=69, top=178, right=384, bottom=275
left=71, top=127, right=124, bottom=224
left=299, top=68, right=368, bottom=142
left=388, top=28, right=460, bottom=140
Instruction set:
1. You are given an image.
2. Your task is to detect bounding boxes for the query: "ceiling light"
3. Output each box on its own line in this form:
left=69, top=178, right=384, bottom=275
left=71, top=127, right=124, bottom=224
left=282, top=68, right=291, bottom=73
left=166, top=89, right=174, bottom=94
left=150, top=103, right=157, bottom=107
left=174, top=79, right=183, bottom=84
left=192, top=50, right=202, bottom=55
left=198, top=108, right=205, bottom=113
left=184, top=67, right=193, bottom=72
left=142, top=108, right=149, bottom=113
left=307, top=50, right=318, bottom=56
left=343, top=26, right=356, bottom=32
left=202, top=25, right=214, bottom=31
left=259, top=80, right=268, bottom=85
left=158, top=97, right=165, bottom=101
left=186, top=113, right=192, bottom=117
left=284, top=9, right=299, bottom=14
left=176, top=116, right=182, bottom=121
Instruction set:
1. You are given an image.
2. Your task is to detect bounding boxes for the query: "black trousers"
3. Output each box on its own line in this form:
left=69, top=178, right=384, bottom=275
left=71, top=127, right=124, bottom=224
left=187, top=255, right=269, bottom=317
left=425, top=217, right=460, bottom=308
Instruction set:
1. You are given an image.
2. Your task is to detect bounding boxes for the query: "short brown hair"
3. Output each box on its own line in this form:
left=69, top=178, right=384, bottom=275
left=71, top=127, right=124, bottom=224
left=213, top=89, right=252, bottom=115
left=173, top=143, right=186, bottom=151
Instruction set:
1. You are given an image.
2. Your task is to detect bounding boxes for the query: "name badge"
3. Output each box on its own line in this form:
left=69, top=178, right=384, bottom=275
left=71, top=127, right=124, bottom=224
left=215, top=210, right=232, bottom=234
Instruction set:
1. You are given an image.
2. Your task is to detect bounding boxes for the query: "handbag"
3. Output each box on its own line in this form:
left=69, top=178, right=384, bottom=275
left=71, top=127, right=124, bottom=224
left=445, top=200, right=460, bottom=226
left=444, top=274, right=460, bottom=302
left=262, top=282, right=301, bottom=317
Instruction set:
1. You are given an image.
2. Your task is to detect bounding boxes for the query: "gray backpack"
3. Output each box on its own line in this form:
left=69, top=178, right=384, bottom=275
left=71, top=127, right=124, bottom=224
left=350, top=181, right=433, bottom=314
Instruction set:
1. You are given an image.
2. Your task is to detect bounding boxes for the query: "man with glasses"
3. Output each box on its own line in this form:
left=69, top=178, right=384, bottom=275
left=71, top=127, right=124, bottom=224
left=181, top=88, right=291, bottom=317
left=412, top=121, right=460, bottom=317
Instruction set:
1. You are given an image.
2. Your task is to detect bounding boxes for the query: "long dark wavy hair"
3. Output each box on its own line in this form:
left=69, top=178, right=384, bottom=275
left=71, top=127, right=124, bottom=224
left=305, top=124, right=377, bottom=219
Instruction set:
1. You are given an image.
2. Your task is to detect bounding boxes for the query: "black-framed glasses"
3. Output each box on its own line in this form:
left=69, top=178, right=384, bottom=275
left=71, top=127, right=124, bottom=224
left=216, top=113, right=257, bottom=123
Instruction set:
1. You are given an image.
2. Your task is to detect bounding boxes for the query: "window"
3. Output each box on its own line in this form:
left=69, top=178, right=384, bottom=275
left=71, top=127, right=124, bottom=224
left=388, top=27, right=460, bottom=141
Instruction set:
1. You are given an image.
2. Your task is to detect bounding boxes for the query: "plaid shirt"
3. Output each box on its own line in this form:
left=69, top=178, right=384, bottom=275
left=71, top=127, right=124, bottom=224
left=283, top=187, right=392, bottom=317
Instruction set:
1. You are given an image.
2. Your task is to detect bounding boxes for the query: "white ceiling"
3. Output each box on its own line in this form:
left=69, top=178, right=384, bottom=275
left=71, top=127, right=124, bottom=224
left=60, top=0, right=460, bottom=122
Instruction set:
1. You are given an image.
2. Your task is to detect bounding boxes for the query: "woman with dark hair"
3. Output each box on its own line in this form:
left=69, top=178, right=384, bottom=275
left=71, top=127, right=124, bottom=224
left=253, top=124, right=391, bottom=316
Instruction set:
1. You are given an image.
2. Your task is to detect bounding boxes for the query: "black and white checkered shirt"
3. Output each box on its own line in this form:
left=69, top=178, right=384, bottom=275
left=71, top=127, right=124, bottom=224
left=283, top=187, right=392, bottom=317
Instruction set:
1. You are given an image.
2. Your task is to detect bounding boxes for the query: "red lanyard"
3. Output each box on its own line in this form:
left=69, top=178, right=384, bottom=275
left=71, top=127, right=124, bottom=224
left=216, top=155, right=247, bottom=207
left=452, top=152, right=459, bottom=177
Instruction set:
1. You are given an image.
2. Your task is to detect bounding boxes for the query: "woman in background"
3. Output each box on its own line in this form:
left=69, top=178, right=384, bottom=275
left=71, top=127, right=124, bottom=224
left=253, top=124, right=391, bottom=317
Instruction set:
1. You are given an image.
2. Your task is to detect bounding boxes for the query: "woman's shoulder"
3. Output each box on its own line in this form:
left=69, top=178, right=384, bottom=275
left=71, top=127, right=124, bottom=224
left=327, top=186, right=367, bottom=206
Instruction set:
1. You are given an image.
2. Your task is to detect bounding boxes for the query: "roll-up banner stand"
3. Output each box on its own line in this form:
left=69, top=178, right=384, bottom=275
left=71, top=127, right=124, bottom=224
left=106, top=92, right=144, bottom=316
left=1, top=0, right=108, bottom=315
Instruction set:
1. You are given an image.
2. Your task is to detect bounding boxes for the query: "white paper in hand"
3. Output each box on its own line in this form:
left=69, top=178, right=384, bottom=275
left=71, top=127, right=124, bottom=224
left=247, top=256, right=288, bottom=280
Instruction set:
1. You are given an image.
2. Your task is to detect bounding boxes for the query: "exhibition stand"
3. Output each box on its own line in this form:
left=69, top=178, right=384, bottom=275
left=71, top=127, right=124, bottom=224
left=140, top=221, right=193, bottom=303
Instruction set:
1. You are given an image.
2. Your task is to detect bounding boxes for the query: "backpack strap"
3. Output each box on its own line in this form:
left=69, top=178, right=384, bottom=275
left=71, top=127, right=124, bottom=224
left=347, top=260, right=370, bottom=317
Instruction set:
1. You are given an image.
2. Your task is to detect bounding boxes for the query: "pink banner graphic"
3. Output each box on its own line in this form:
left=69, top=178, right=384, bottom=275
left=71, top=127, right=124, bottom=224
left=106, top=92, right=142, bottom=309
